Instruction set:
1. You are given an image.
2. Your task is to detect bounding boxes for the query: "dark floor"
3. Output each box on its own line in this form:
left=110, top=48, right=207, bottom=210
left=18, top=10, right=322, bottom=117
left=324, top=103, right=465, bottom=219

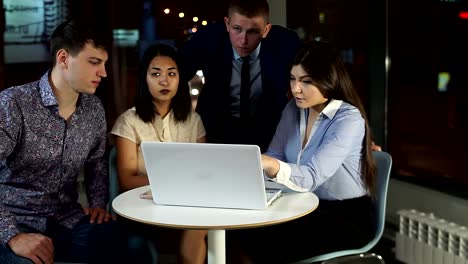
left=157, top=226, right=405, bottom=264
left=370, top=234, right=405, bottom=264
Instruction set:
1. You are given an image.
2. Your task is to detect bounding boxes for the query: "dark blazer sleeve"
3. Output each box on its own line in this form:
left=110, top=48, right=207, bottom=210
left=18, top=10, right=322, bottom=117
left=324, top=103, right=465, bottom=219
left=177, top=23, right=234, bottom=145
left=253, top=26, right=302, bottom=151
left=178, top=23, right=227, bottom=85
left=264, top=25, right=302, bottom=64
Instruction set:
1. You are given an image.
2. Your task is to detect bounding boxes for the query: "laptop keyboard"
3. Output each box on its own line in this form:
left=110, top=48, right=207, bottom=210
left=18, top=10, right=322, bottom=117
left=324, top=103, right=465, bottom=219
left=265, top=189, right=282, bottom=204
left=266, top=190, right=275, bottom=201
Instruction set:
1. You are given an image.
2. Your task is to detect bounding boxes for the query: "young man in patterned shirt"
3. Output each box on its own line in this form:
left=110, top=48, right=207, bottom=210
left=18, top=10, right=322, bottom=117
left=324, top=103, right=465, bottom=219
left=0, top=19, right=127, bottom=264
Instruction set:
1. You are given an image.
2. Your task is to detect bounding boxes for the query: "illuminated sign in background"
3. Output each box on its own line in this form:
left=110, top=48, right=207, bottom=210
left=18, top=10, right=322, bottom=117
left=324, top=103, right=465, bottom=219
left=4, top=0, right=45, bottom=44
left=3, top=0, right=67, bottom=63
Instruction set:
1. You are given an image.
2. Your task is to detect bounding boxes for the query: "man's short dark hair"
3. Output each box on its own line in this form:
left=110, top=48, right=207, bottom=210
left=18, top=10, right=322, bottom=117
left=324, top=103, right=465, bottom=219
left=50, top=19, right=110, bottom=66
left=228, top=0, right=270, bottom=23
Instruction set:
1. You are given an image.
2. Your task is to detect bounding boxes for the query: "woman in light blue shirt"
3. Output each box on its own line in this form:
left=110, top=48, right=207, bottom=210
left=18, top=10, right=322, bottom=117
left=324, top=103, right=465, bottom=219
left=234, top=41, right=377, bottom=263
left=261, top=44, right=376, bottom=200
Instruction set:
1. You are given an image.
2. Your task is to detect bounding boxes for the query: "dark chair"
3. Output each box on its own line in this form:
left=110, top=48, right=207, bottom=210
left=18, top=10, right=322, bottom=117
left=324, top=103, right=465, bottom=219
left=292, top=151, right=392, bottom=264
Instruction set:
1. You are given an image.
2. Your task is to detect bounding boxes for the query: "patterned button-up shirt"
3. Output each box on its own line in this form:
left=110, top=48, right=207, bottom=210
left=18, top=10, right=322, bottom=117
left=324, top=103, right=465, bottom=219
left=0, top=71, right=108, bottom=246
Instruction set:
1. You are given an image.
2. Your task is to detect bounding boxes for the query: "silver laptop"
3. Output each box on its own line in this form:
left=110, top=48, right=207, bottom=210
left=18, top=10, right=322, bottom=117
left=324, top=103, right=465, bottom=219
left=140, top=142, right=282, bottom=210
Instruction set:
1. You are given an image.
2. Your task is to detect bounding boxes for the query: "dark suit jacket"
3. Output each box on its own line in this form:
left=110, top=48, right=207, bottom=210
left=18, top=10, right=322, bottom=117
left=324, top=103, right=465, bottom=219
left=179, top=23, right=302, bottom=151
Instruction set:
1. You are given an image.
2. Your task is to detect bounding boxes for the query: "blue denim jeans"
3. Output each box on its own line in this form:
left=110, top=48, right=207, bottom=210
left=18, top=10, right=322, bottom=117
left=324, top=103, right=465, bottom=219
left=0, top=246, right=32, bottom=264
left=0, top=215, right=128, bottom=264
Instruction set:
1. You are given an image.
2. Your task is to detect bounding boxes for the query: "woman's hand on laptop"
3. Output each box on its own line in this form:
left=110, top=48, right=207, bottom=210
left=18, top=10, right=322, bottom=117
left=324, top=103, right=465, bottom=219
left=261, top=154, right=280, bottom=179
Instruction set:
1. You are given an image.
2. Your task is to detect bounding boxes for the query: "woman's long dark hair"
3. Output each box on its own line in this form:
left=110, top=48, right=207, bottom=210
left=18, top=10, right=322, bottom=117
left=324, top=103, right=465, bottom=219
left=294, top=41, right=377, bottom=196
left=134, top=43, right=191, bottom=123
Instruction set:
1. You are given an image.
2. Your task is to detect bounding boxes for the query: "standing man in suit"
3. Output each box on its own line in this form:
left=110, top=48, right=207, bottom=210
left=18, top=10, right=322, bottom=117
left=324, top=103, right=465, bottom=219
left=178, top=0, right=302, bottom=152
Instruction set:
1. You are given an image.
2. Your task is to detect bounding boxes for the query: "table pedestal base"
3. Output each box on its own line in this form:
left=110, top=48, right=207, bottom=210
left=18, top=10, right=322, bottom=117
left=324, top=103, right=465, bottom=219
left=207, top=229, right=225, bottom=264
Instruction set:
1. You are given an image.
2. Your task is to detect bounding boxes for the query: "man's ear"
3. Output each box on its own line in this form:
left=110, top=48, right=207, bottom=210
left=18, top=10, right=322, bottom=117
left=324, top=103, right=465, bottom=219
left=224, top=17, right=230, bottom=32
left=262, top=23, right=272, bottom=38
left=56, top=49, right=69, bottom=68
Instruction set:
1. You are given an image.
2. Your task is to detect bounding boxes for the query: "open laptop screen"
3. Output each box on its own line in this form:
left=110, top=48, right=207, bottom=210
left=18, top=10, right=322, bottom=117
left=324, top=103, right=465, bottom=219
left=140, top=142, right=281, bottom=209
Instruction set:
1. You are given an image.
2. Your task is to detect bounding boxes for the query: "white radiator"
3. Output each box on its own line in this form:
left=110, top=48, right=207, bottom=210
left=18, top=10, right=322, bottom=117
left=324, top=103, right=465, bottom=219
left=396, top=209, right=468, bottom=264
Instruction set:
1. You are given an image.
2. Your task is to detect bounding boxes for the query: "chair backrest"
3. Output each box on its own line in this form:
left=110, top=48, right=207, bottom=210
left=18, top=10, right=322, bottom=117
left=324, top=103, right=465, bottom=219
left=370, top=151, right=392, bottom=249
left=108, top=146, right=119, bottom=215
left=293, top=151, right=392, bottom=263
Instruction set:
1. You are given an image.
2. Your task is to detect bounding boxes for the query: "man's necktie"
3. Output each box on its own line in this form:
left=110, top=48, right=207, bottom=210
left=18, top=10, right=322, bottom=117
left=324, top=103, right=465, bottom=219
left=240, top=56, right=251, bottom=121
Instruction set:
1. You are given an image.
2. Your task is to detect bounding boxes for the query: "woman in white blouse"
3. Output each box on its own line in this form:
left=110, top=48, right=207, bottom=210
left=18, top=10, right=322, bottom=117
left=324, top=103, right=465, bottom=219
left=111, top=44, right=206, bottom=264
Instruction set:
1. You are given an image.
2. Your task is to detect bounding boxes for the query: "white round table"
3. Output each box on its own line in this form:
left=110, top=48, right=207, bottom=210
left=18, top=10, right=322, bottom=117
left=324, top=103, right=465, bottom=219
left=112, top=185, right=319, bottom=264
